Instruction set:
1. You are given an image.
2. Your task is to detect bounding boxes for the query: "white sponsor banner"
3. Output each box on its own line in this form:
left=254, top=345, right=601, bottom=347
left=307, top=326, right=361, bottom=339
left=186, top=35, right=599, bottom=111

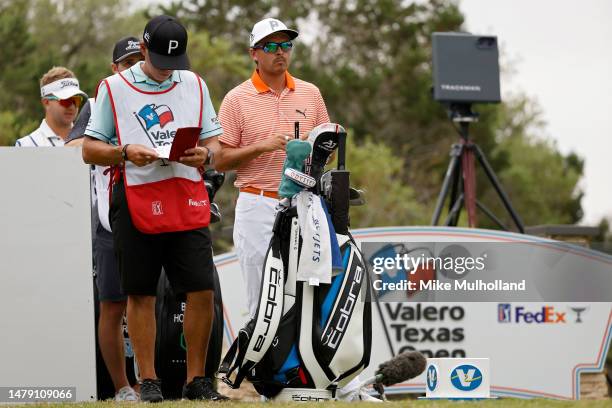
left=216, top=226, right=612, bottom=400
left=0, top=147, right=96, bottom=402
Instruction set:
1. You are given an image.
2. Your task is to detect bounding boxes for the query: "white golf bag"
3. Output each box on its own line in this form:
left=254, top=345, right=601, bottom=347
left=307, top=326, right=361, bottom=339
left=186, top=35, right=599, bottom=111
left=220, top=124, right=372, bottom=398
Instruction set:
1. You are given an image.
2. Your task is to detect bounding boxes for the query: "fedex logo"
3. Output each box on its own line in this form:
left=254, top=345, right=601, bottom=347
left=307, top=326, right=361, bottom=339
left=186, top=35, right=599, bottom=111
left=498, top=304, right=566, bottom=324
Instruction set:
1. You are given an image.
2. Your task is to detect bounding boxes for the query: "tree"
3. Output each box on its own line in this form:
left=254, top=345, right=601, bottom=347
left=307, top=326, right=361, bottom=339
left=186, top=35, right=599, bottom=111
left=0, top=0, right=44, bottom=144
left=484, top=96, right=583, bottom=227
left=0, top=0, right=587, bottom=244
left=333, top=134, right=429, bottom=228
left=0, top=0, right=146, bottom=145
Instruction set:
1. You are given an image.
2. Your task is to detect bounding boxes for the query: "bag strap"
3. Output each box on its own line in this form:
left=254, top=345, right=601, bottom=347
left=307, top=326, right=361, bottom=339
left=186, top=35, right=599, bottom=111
left=219, top=320, right=255, bottom=388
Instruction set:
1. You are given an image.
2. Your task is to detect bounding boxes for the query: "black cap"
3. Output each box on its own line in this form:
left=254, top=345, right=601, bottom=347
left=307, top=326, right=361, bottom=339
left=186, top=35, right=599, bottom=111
left=112, top=36, right=143, bottom=63
left=143, top=15, right=189, bottom=70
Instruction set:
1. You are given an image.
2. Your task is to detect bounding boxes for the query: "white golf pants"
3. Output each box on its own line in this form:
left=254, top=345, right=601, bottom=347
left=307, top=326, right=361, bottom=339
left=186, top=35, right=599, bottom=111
left=233, top=191, right=278, bottom=318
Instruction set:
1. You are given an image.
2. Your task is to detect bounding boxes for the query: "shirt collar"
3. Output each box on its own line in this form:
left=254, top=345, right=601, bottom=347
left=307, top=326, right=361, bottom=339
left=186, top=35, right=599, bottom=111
left=39, top=119, right=58, bottom=138
left=251, top=70, right=295, bottom=93
left=130, top=62, right=182, bottom=86
left=33, top=119, right=63, bottom=145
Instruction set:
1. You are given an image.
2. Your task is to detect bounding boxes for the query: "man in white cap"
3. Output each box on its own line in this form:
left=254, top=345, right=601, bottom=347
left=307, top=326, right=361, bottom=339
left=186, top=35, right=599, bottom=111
left=15, top=66, right=87, bottom=146
left=215, top=17, right=330, bottom=319
left=215, top=18, right=378, bottom=402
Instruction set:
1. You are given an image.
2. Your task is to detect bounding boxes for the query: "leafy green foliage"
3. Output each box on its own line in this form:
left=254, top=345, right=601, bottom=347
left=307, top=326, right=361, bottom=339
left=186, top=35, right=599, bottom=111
left=329, top=134, right=428, bottom=228
left=0, top=0, right=146, bottom=144
left=0, top=0, right=587, bottom=253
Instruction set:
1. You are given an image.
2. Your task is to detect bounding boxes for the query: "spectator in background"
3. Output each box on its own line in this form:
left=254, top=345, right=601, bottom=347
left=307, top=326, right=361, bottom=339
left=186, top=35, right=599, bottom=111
left=15, top=67, right=86, bottom=147
left=66, top=36, right=144, bottom=402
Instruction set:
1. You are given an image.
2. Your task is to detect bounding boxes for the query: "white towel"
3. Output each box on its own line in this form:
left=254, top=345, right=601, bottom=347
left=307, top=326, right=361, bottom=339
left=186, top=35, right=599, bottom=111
left=296, top=191, right=332, bottom=285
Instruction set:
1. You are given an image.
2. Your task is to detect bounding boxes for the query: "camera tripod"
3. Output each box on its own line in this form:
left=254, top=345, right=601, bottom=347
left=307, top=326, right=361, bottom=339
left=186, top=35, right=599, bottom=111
left=430, top=103, right=525, bottom=233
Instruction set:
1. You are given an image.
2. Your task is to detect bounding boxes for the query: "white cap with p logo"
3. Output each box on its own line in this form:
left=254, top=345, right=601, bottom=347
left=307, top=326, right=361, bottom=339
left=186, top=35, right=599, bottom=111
left=249, top=18, right=299, bottom=47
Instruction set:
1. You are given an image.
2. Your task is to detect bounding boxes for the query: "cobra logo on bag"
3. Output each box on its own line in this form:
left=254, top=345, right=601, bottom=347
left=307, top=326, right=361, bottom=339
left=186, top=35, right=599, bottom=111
left=253, top=266, right=282, bottom=352
left=322, top=264, right=363, bottom=350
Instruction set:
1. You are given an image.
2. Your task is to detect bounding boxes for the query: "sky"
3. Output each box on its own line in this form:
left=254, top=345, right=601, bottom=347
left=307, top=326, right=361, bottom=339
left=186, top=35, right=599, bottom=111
left=459, top=0, right=612, bottom=225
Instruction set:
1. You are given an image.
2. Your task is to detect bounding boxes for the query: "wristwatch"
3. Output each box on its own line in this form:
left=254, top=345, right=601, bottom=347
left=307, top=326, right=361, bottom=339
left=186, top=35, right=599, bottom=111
left=206, top=148, right=214, bottom=166
left=121, top=144, right=131, bottom=162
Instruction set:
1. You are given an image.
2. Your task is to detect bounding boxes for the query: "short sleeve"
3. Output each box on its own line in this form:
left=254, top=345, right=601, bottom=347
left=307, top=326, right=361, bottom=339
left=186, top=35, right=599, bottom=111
left=198, top=77, right=223, bottom=140
left=218, top=91, right=242, bottom=148
left=314, top=88, right=330, bottom=126
left=85, top=82, right=116, bottom=144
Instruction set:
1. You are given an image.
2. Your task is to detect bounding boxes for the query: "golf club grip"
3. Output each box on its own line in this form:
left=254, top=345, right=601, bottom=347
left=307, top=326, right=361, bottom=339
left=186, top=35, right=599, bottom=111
left=330, top=170, right=350, bottom=234
left=337, top=132, right=347, bottom=170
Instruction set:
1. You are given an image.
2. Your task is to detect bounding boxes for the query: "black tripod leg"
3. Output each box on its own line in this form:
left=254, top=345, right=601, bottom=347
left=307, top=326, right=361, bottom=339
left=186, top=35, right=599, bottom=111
left=473, top=144, right=525, bottom=233
left=475, top=200, right=510, bottom=230
left=444, top=194, right=464, bottom=226
left=448, top=158, right=463, bottom=226
left=431, top=144, right=463, bottom=225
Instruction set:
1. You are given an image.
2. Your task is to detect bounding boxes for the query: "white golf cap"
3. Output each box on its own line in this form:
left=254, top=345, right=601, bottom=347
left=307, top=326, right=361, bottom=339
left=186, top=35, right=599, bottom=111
left=250, top=18, right=298, bottom=47
left=40, top=78, right=88, bottom=100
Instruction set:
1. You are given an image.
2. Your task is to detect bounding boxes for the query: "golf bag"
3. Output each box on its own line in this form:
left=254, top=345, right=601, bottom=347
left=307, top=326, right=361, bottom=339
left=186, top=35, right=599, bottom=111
left=154, top=267, right=224, bottom=398
left=153, top=169, right=226, bottom=398
left=220, top=123, right=372, bottom=398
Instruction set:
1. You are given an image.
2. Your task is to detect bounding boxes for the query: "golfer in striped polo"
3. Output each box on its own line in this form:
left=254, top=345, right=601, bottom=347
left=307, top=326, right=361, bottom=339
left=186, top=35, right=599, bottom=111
left=215, top=17, right=330, bottom=319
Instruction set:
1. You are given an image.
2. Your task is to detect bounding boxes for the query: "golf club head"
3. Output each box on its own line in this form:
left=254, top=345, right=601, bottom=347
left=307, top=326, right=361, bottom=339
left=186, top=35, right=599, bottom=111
left=349, top=187, right=366, bottom=206
left=321, top=171, right=363, bottom=205
left=284, top=168, right=316, bottom=188
left=204, top=169, right=225, bottom=202
left=210, top=202, right=222, bottom=223
left=306, top=123, right=346, bottom=189
left=320, top=170, right=333, bottom=200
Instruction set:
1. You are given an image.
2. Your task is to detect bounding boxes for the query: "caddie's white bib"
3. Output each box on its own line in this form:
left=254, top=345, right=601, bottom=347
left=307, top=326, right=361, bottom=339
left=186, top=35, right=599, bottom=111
left=93, top=165, right=112, bottom=231
left=83, top=99, right=112, bottom=232
left=105, top=70, right=210, bottom=233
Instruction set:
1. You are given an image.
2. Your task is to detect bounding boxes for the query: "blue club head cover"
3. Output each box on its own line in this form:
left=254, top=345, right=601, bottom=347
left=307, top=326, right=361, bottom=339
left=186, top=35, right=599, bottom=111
left=279, top=140, right=312, bottom=198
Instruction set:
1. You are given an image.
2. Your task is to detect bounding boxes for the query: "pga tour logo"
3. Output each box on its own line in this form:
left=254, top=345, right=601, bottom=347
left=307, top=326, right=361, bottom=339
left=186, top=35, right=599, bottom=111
left=498, top=303, right=511, bottom=322
left=450, top=364, right=483, bottom=391
left=152, top=201, right=163, bottom=215
left=426, top=364, right=438, bottom=391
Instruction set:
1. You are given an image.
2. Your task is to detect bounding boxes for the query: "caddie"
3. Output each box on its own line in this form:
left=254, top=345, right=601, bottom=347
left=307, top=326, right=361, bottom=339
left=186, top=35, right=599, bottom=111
left=82, top=15, right=227, bottom=402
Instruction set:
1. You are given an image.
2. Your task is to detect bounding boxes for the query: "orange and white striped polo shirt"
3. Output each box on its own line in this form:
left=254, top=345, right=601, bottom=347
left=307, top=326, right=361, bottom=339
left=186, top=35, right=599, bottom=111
left=218, top=70, right=330, bottom=192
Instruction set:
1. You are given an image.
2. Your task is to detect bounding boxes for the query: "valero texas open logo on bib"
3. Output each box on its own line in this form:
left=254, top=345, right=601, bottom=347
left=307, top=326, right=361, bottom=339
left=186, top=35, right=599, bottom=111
left=135, top=104, right=177, bottom=147
left=138, top=104, right=175, bottom=129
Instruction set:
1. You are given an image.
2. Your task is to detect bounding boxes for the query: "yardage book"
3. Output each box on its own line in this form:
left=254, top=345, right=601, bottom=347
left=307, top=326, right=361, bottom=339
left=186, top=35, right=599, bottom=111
left=154, top=126, right=201, bottom=160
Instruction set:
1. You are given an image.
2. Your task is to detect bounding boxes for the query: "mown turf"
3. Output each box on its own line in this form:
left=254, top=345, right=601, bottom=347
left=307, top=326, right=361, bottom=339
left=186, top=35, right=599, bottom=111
left=7, top=398, right=612, bottom=408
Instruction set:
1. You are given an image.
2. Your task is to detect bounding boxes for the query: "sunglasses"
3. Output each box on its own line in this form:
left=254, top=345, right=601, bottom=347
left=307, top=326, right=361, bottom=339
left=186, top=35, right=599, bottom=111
left=45, top=95, right=83, bottom=108
left=253, top=41, right=293, bottom=53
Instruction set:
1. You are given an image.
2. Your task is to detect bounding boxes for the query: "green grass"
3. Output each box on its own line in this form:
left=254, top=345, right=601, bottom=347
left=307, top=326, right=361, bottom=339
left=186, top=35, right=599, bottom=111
left=7, top=399, right=612, bottom=408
